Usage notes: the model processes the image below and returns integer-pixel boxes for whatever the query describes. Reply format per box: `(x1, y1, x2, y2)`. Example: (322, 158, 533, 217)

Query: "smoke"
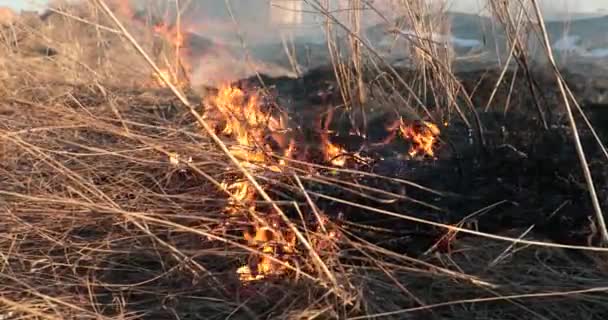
(26, 0, 604, 85)
(446, 0, 608, 18)
(176, 0, 398, 85)
(169, 1, 416, 44)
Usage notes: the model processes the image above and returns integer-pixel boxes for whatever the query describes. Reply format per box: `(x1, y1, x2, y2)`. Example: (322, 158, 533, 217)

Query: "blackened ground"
(237, 65, 608, 257)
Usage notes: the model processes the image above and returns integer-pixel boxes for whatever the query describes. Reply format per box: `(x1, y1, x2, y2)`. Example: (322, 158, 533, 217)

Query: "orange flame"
(399, 119, 441, 157)
(321, 134, 348, 167)
(317, 108, 348, 167)
(151, 20, 191, 88)
(221, 180, 256, 216)
(219, 180, 295, 282)
(204, 85, 293, 167)
(207, 86, 302, 281)
(208, 86, 263, 148)
(237, 221, 298, 282)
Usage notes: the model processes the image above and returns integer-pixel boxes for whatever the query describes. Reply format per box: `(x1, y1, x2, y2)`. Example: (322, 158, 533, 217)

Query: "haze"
(2, 0, 608, 19)
(446, 0, 608, 17)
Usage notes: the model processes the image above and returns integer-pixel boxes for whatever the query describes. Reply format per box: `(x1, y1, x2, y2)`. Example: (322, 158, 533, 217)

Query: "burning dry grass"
(1, 1, 608, 319)
(1, 106, 607, 317)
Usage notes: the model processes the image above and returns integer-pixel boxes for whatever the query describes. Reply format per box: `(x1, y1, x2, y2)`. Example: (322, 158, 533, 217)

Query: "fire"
(317, 108, 349, 167)
(205, 85, 352, 283)
(278, 138, 296, 166)
(153, 22, 185, 49)
(221, 180, 300, 283)
(321, 134, 348, 167)
(219, 179, 293, 282)
(211, 85, 266, 142)
(205, 86, 300, 282)
(206, 94, 440, 283)
(238, 221, 297, 282)
(151, 20, 191, 88)
(107, 0, 134, 18)
(221, 180, 256, 215)
(113, 0, 350, 285)
(204, 85, 294, 168)
(109, 0, 191, 88)
(399, 119, 441, 158)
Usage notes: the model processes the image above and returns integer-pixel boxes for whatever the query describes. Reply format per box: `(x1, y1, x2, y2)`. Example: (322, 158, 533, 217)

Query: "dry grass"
(1, 1, 608, 319)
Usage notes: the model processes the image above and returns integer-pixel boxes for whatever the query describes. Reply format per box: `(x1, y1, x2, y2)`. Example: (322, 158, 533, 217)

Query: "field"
(1, 1, 608, 319)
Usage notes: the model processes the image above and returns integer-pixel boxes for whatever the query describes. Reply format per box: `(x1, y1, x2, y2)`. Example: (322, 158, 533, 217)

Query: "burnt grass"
(3, 61, 608, 318)
(236, 65, 608, 255)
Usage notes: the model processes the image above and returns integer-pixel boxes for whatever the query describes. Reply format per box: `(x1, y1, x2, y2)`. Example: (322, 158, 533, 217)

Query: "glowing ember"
(399, 119, 441, 157)
(236, 265, 265, 282)
(236, 251, 293, 282)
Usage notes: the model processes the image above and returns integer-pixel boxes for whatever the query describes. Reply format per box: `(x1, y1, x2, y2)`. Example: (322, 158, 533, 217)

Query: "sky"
(0, 0, 47, 11)
(1, 0, 608, 17)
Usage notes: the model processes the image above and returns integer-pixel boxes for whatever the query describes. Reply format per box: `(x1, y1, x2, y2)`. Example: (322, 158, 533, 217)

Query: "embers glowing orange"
(399, 119, 440, 157)
(236, 251, 293, 282)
